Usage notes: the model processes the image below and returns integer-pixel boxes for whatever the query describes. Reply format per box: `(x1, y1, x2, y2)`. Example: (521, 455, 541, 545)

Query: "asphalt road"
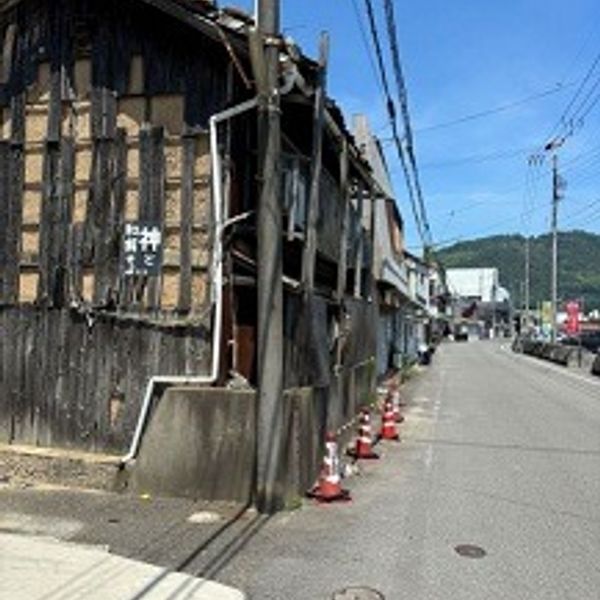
(2, 340, 599, 599)
(214, 340, 600, 600)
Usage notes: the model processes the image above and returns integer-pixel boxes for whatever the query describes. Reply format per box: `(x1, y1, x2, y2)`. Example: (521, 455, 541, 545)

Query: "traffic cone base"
(347, 441, 380, 460)
(307, 481, 351, 503)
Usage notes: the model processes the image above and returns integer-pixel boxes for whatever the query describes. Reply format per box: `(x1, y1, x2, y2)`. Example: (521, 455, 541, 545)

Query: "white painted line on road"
(424, 443, 434, 469)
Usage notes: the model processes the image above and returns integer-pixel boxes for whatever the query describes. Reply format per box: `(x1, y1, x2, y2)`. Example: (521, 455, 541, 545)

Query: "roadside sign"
(565, 300, 580, 334)
(121, 222, 162, 276)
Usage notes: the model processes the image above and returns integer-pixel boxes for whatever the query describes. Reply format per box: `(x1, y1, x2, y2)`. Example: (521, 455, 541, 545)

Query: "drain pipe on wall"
(120, 97, 259, 466)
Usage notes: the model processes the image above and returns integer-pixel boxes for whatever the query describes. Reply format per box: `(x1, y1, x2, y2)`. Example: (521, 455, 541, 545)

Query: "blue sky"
(236, 1, 600, 252)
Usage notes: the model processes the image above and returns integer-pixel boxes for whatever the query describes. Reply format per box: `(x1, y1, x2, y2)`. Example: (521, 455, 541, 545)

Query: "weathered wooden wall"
(0, 305, 211, 451)
(0, 0, 379, 455)
(0, 0, 228, 313)
(0, 0, 235, 450)
(283, 291, 377, 431)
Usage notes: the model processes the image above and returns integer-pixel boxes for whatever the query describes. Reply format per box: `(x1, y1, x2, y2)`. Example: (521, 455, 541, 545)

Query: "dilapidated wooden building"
(0, 0, 385, 483)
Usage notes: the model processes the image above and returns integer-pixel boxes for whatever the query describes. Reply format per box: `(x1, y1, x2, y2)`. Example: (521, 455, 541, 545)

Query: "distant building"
(446, 267, 512, 338)
(446, 268, 502, 303)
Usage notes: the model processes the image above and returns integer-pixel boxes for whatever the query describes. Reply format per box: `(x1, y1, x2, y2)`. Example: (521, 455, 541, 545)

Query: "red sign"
(565, 301, 580, 334)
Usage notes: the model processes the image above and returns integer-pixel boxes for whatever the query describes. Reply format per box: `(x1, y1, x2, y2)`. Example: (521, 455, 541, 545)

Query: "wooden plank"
(1, 23, 17, 86)
(37, 144, 60, 304)
(0, 309, 12, 441)
(47, 68, 62, 143)
(55, 137, 75, 306)
(301, 33, 329, 291)
(138, 127, 153, 221)
(0, 142, 10, 302)
(367, 183, 376, 300)
(67, 222, 83, 303)
(91, 139, 113, 305)
(66, 310, 86, 445)
(178, 134, 195, 312)
(10, 308, 24, 441)
(10, 93, 25, 146)
(147, 127, 165, 311)
(354, 181, 364, 298)
(5, 145, 23, 303)
(91, 87, 117, 140)
(336, 140, 349, 302)
(136, 127, 153, 311)
(46, 0, 61, 145)
(53, 309, 71, 445)
(109, 128, 128, 308)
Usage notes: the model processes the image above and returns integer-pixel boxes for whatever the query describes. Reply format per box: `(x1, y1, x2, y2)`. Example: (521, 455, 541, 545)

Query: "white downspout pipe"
(120, 97, 259, 466)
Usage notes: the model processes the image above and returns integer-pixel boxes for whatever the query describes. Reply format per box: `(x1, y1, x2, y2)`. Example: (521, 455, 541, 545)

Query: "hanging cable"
(382, 0, 433, 247)
(361, 0, 426, 246)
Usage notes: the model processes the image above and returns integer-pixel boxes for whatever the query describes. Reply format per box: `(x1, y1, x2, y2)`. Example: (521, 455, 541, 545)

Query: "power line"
(415, 83, 573, 134)
(545, 49, 600, 143)
(350, 0, 386, 101)
(415, 145, 532, 170)
(361, 0, 426, 245)
(382, 0, 433, 247)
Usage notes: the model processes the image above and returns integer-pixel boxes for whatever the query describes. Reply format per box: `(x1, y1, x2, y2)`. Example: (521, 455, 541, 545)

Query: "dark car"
(561, 331, 600, 353)
(581, 332, 600, 352)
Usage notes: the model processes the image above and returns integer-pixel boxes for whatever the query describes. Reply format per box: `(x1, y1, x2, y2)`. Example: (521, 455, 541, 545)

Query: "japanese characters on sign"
(122, 222, 162, 276)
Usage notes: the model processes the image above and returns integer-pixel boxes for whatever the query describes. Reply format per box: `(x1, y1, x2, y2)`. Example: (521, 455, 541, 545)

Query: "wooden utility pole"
(253, 0, 284, 513)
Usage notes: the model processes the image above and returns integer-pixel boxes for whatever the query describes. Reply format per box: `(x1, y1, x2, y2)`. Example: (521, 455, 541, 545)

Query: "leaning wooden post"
(301, 32, 329, 291)
(354, 180, 364, 298)
(336, 139, 349, 302)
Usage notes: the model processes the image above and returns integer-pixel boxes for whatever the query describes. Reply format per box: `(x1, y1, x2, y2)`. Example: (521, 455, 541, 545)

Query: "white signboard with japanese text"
(121, 222, 162, 276)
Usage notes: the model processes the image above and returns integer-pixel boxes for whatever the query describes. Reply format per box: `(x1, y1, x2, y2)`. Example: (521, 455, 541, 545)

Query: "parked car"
(561, 331, 600, 353)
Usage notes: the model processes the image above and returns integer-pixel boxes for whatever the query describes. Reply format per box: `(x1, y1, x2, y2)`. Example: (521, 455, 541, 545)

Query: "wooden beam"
(178, 134, 195, 313)
(301, 32, 328, 291)
(353, 181, 364, 298)
(336, 139, 349, 301)
(37, 144, 61, 305)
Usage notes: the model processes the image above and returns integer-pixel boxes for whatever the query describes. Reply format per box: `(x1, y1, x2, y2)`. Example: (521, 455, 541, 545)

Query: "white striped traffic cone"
(307, 432, 351, 503)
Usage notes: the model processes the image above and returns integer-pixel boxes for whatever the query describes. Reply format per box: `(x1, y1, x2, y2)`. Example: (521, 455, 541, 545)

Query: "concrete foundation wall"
(130, 387, 256, 502)
(128, 359, 376, 504)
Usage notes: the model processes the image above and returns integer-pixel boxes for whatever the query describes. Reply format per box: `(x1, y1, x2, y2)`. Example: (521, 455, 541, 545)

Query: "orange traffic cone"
(307, 432, 351, 503)
(348, 407, 379, 459)
(380, 398, 400, 441)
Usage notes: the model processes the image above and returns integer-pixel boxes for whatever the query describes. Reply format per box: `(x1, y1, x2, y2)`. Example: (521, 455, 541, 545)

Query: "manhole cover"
(331, 586, 385, 600)
(454, 544, 486, 559)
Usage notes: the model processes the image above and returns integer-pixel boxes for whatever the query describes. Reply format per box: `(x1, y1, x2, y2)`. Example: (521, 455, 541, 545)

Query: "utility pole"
(551, 154, 559, 343)
(524, 235, 530, 332)
(544, 136, 565, 343)
(253, 0, 284, 513)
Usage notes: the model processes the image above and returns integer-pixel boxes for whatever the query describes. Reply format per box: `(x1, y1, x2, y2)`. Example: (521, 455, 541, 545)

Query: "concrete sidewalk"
(0, 533, 246, 600)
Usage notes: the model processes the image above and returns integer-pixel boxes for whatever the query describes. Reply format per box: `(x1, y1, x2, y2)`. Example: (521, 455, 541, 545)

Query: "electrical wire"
(415, 83, 574, 134)
(545, 49, 600, 143)
(382, 0, 433, 247)
(417, 145, 532, 170)
(361, 0, 426, 246)
(350, 0, 386, 101)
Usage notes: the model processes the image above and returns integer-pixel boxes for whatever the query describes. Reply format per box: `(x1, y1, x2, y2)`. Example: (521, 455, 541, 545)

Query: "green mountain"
(435, 231, 600, 311)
